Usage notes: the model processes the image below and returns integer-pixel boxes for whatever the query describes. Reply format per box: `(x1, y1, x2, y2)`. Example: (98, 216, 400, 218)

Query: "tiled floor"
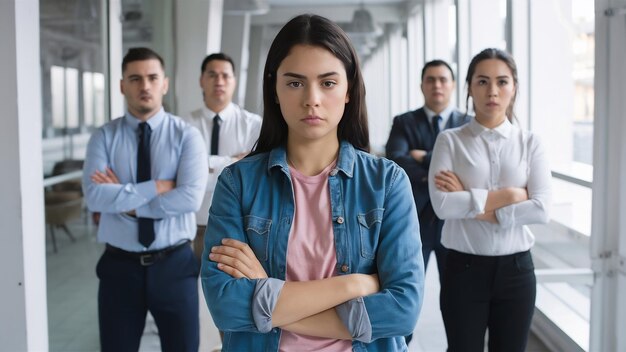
(46, 219, 220, 352)
(46, 218, 550, 352)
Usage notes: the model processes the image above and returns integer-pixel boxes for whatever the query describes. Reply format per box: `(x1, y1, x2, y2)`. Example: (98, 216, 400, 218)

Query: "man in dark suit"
(386, 60, 469, 280)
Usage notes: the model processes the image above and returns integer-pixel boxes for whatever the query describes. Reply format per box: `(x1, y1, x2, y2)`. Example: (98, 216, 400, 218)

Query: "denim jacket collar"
(266, 140, 355, 178)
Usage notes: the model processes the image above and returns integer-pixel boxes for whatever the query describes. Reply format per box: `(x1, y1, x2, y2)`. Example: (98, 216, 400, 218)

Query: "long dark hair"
(465, 48, 518, 122)
(253, 14, 369, 154)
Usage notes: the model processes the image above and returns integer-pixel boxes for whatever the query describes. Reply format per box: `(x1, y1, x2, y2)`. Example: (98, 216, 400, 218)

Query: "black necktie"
(211, 115, 221, 155)
(137, 122, 155, 247)
(432, 115, 442, 136)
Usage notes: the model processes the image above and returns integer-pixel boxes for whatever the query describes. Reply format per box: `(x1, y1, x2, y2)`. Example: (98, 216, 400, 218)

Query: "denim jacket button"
(336, 216, 344, 224)
(341, 264, 349, 273)
(330, 169, 338, 176)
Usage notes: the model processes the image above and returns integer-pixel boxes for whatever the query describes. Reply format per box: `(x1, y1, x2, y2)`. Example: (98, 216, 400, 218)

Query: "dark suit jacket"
(386, 108, 470, 214)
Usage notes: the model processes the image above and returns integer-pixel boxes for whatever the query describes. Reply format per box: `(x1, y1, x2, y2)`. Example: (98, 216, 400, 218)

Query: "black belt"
(105, 240, 190, 266)
(448, 249, 530, 263)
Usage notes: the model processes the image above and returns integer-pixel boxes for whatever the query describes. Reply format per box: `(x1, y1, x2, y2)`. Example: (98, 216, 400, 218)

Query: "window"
(82, 72, 106, 128)
(40, 0, 108, 174)
(526, 0, 595, 349)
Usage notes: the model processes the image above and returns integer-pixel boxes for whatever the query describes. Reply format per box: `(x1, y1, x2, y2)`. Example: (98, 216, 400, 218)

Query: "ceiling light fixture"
(344, 4, 383, 59)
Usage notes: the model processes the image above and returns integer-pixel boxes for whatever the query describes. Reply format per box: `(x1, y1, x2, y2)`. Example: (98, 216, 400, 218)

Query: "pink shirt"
(278, 161, 352, 352)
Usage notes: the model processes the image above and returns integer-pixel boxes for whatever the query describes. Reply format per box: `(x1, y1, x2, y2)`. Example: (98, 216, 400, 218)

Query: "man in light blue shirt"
(82, 47, 207, 352)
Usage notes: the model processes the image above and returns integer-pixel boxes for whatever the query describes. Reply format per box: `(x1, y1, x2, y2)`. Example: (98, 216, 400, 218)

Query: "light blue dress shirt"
(83, 108, 208, 252)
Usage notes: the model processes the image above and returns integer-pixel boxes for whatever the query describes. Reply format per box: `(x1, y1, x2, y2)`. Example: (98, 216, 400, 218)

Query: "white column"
(468, 0, 506, 54)
(456, 0, 471, 109)
(423, 0, 452, 61)
(509, 0, 530, 129)
(221, 13, 251, 106)
(175, 0, 223, 116)
(244, 24, 267, 115)
(590, 0, 626, 350)
(0, 0, 48, 350)
(207, 0, 223, 54)
(362, 41, 390, 154)
(107, 0, 124, 119)
(151, 0, 176, 112)
(406, 6, 425, 109)
(387, 23, 406, 118)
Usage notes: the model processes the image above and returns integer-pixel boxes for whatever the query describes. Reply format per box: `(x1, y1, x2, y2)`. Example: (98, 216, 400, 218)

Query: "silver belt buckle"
(140, 254, 155, 266)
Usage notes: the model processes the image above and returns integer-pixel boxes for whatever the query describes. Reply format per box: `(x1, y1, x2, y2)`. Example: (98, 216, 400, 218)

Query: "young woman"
(428, 48, 551, 351)
(201, 14, 424, 352)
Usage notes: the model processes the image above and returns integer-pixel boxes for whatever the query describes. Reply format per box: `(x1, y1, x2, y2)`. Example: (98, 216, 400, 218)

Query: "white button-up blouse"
(428, 117, 552, 256)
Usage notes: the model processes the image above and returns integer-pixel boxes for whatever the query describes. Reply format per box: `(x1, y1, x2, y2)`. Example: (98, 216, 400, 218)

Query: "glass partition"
(40, 0, 109, 175)
(526, 0, 595, 349)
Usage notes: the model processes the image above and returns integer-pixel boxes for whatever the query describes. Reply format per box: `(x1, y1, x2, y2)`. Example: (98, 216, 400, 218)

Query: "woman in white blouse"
(428, 48, 551, 352)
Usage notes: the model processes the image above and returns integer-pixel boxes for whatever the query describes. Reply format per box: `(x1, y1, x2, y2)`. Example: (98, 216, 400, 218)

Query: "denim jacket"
(201, 141, 424, 351)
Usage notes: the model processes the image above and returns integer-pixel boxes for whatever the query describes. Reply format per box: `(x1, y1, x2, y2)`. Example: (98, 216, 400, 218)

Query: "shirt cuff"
(252, 278, 285, 333)
(495, 205, 515, 228)
(469, 188, 489, 217)
(134, 180, 158, 201)
(335, 297, 372, 343)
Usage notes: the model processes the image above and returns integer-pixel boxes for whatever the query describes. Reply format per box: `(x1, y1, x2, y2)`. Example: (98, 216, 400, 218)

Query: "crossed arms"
(82, 126, 208, 217)
(201, 167, 423, 342)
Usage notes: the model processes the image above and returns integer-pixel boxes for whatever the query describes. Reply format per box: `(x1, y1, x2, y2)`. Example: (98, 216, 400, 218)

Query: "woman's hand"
(475, 211, 499, 224)
(209, 238, 268, 279)
(434, 170, 464, 192)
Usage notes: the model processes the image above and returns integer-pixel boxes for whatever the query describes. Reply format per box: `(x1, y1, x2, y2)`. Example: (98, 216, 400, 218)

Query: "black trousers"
(440, 249, 536, 352)
(96, 243, 200, 352)
(419, 203, 448, 279)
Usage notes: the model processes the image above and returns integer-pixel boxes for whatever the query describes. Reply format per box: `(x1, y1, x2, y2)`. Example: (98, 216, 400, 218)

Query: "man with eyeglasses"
(183, 53, 262, 261)
(386, 59, 470, 290)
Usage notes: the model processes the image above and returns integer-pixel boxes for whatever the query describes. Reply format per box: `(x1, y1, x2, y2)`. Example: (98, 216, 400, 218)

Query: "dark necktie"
(211, 115, 221, 155)
(137, 122, 155, 247)
(432, 115, 442, 136)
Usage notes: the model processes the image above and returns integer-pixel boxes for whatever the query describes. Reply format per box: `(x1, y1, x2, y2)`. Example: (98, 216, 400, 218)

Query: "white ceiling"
(269, 0, 405, 6)
(251, 0, 410, 26)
